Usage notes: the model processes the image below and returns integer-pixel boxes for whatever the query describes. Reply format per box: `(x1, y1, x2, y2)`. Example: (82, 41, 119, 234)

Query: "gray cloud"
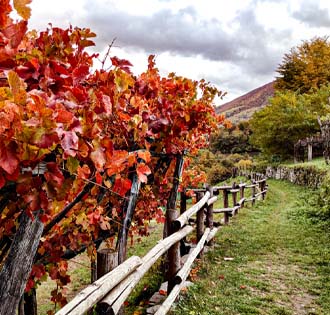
(292, 2, 330, 27)
(80, 4, 290, 77)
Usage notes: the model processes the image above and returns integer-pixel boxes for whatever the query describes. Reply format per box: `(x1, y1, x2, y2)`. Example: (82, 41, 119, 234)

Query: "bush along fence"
(55, 174, 268, 315)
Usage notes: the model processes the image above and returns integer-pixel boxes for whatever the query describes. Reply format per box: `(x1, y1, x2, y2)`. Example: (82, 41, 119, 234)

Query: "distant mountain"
(216, 81, 274, 123)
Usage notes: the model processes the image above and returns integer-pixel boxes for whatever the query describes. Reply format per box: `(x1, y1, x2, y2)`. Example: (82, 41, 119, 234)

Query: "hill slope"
(216, 81, 274, 122)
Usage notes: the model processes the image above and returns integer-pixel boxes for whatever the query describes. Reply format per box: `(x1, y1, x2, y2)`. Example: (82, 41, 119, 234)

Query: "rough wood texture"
(55, 256, 142, 315)
(231, 190, 238, 215)
(239, 184, 245, 208)
(173, 191, 210, 230)
(97, 226, 193, 315)
(180, 189, 187, 215)
(97, 249, 118, 279)
(175, 228, 210, 284)
(251, 183, 256, 206)
(0, 212, 43, 315)
(166, 155, 184, 293)
(223, 189, 230, 224)
(23, 288, 37, 315)
(117, 173, 141, 264)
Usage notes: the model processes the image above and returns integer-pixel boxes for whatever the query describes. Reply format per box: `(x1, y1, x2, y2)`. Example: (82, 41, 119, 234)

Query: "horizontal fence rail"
(55, 174, 268, 315)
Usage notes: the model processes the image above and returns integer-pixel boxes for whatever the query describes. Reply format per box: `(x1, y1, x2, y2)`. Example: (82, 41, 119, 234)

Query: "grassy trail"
(172, 180, 330, 315)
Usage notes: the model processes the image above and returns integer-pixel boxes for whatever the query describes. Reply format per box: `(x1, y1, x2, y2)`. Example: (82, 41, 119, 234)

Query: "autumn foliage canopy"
(0, 0, 227, 308)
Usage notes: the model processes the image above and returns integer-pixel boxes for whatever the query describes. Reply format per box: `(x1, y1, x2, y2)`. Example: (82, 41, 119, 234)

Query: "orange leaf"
(13, 0, 32, 20)
(159, 289, 167, 296)
(136, 163, 151, 183)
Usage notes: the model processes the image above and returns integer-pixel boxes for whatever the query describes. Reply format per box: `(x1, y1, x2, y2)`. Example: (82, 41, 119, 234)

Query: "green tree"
(275, 37, 330, 93)
(250, 86, 330, 159)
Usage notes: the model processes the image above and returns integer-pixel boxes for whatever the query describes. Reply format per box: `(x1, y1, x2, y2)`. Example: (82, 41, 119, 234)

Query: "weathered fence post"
(231, 185, 238, 215)
(0, 211, 44, 315)
(206, 186, 214, 246)
(97, 249, 119, 279)
(251, 181, 256, 206)
(239, 183, 245, 208)
(223, 189, 230, 224)
(307, 138, 313, 161)
(95, 249, 119, 315)
(23, 289, 37, 315)
(261, 179, 267, 200)
(166, 154, 184, 293)
(180, 188, 187, 215)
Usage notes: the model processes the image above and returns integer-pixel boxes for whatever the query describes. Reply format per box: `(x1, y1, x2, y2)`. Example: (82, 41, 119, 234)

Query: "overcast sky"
(27, 0, 330, 105)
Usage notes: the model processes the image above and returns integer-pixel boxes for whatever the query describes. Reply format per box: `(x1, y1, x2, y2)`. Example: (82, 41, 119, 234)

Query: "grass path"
(172, 180, 330, 315)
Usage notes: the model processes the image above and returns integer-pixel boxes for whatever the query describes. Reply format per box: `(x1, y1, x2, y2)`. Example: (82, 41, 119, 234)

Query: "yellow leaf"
(0, 87, 12, 101)
(14, 0, 32, 20)
(8, 70, 20, 97)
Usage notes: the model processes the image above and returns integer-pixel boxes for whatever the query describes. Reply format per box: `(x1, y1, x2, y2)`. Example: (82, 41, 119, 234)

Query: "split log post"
(261, 180, 266, 200)
(23, 289, 37, 315)
(180, 188, 187, 215)
(307, 139, 313, 161)
(0, 212, 44, 315)
(239, 184, 245, 208)
(95, 249, 119, 315)
(166, 154, 184, 293)
(223, 189, 230, 224)
(251, 182, 256, 206)
(206, 186, 214, 246)
(231, 188, 238, 215)
(97, 249, 118, 279)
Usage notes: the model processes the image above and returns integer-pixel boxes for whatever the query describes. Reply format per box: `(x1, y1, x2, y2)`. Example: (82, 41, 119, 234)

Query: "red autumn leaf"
(61, 131, 79, 157)
(0, 142, 19, 175)
(37, 133, 59, 149)
(55, 109, 74, 124)
(112, 177, 131, 197)
(111, 56, 133, 74)
(77, 164, 90, 179)
(25, 279, 35, 292)
(72, 65, 90, 85)
(87, 209, 101, 225)
(95, 172, 102, 185)
(136, 163, 151, 183)
(31, 264, 46, 280)
(2, 20, 27, 48)
(44, 162, 65, 187)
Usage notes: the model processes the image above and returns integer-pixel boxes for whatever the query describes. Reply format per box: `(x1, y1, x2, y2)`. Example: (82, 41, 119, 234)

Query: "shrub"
(207, 165, 232, 185)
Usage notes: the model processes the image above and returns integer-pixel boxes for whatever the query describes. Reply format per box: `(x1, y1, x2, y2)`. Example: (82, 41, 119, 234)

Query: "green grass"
(284, 157, 329, 171)
(171, 180, 330, 315)
(37, 221, 164, 315)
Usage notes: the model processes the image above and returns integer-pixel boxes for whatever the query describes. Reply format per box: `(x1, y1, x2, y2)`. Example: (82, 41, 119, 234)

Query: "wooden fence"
(55, 174, 268, 315)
